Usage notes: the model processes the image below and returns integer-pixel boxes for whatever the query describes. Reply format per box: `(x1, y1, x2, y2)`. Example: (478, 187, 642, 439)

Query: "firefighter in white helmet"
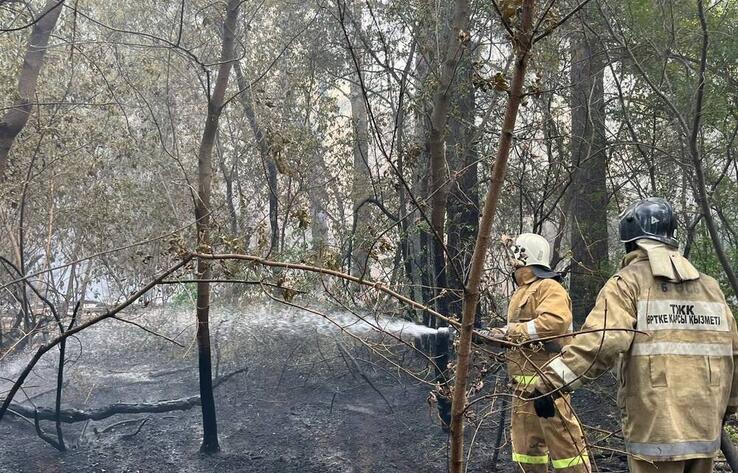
(532, 197, 738, 473)
(486, 232, 590, 472)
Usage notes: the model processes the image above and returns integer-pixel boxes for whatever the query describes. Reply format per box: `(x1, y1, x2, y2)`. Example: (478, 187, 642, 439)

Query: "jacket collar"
(619, 241, 700, 282)
(620, 249, 649, 268)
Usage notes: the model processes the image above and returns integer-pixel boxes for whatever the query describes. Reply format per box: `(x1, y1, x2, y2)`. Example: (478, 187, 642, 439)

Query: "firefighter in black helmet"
(532, 197, 738, 473)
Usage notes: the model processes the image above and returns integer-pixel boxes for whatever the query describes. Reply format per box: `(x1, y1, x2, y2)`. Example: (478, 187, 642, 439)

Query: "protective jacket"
(506, 266, 574, 390)
(536, 240, 738, 462)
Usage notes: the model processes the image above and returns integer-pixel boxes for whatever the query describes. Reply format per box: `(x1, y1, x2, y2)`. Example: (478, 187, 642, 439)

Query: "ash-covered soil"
(0, 303, 718, 473)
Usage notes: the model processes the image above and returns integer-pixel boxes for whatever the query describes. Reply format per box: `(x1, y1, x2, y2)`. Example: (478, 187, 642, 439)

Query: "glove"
(532, 389, 556, 419)
(474, 326, 507, 345)
(488, 327, 508, 340)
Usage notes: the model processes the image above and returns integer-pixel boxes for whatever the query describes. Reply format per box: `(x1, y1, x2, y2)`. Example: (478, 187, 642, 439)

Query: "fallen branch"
(34, 408, 64, 450)
(213, 367, 249, 387)
(14, 396, 202, 423)
(5, 368, 248, 424)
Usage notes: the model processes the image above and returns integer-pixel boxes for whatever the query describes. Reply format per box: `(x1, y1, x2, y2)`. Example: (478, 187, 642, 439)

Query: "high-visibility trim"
(631, 342, 732, 357)
(513, 375, 539, 386)
(551, 454, 589, 469)
(526, 320, 539, 339)
(548, 358, 580, 388)
(626, 438, 720, 458)
(513, 452, 549, 464)
(636, 300, 729, 332)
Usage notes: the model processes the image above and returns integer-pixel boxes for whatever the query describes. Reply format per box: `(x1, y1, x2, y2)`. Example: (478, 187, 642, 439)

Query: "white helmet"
(511, 233, 551, 270)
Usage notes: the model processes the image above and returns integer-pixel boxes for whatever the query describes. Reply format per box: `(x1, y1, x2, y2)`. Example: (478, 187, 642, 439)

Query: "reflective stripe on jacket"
(505, 266, 573, 389)
(536, 245, 738, 462)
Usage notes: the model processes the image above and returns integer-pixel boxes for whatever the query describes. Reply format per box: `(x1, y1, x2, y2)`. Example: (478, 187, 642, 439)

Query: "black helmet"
(619, 197, 678, 247)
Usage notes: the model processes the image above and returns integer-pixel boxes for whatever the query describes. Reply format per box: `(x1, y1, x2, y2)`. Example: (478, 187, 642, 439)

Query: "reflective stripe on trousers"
(513, 375, 539, 386)
(626, 438, 721, 458)
(513, 452, 549, 464)
(551, 454, 589, 469)
(513, 453, 589, 469)
(511, 395, 590, 472)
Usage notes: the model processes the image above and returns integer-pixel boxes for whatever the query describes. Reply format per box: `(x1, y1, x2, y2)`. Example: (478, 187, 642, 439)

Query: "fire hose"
(722, 429, 738, 472)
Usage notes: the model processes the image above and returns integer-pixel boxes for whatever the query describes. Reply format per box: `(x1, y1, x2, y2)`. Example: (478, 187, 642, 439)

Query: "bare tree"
(450, 0, 537, 470)
(193, 0, 241, 454)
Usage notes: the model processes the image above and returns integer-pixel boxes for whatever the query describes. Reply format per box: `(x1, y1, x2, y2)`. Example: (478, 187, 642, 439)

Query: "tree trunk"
(0, 0, 64, 177)
(218, 139, 239, 236)
(446, 51, 479, 322)
(412, 13, 434, 326)
(427, 0, 471, 324)
(394, 53, 418, 317)
(308, 157, 330, 256)
(568, 12, 609, 325)
(350, 77, 372, 277)
(194, 0, 240, 454)
(449, 1, 536, 470)
(233, 62, 279, 255)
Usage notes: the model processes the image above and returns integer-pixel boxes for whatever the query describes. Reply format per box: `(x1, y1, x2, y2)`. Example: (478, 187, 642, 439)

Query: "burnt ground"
(0, 304, 732, 472)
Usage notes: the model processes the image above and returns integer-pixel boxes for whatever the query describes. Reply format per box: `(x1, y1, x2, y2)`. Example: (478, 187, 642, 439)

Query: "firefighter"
(487, 233, 590, 472)
(532, 197, 738, 473)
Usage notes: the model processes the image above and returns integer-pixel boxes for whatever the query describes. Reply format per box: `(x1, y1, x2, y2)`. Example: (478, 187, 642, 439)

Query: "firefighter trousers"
(511, 394, 590, 473)
(627, 457, 713, 473)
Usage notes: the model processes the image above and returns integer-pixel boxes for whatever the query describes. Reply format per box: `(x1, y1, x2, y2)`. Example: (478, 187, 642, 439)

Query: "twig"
(120, 417, 150, 440)
(533, 0, 594, 44)
(336, 341, 393, 413)
(111, 316, 185, 347)
(98, 418, 145, 434)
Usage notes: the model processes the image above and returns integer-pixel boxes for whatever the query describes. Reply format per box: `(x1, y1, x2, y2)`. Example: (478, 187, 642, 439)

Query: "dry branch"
(7, 368, 248, 424)
(449, 1, 536, 471)
(14, 396, 202, 423)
